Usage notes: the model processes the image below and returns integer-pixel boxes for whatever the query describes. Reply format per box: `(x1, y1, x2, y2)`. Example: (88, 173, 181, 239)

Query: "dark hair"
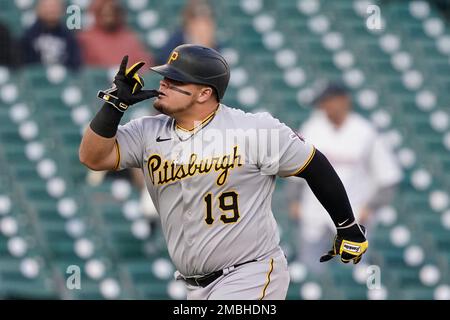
(312, 82, 349, 106)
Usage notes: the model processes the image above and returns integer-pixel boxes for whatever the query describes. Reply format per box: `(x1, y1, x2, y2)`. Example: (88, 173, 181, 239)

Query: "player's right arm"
(79, 55, 159, 171)
(79, 126, 118, 171)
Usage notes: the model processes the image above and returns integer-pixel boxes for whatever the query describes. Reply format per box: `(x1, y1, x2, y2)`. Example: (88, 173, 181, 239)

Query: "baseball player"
(79, 44, 368, 300)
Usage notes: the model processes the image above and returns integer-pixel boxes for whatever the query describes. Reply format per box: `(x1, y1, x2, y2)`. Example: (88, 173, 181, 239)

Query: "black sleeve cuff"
(89, 102, 124, 138)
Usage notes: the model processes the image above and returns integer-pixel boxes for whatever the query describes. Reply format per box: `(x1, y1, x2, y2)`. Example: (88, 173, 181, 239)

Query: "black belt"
(184, 259, 257, 288)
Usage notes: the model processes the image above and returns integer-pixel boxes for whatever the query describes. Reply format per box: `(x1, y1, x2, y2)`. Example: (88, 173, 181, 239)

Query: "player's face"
(319, 95, 351, 127)
(153, 78, 201, 115)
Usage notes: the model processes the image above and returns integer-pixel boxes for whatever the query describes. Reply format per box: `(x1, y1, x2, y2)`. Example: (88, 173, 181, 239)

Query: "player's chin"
(153, 100, 167, 113)
(153, 100, 162, 110)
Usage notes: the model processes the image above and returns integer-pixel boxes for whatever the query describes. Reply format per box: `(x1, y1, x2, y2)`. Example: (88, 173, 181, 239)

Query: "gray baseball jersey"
(115, 104, 315, 277)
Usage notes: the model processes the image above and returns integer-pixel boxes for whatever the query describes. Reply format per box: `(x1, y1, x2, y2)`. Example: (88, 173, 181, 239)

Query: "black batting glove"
(320, 224, 368, 264)
(97, 55, 160, 112)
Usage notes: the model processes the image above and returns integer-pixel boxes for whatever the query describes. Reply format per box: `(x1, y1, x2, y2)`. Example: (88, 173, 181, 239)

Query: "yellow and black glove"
(97, 55, 160, 112)
(320, 224, 368, 264)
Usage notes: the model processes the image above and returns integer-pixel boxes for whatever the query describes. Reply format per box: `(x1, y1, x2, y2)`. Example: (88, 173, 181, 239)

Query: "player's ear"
(197, 86, 213, 103)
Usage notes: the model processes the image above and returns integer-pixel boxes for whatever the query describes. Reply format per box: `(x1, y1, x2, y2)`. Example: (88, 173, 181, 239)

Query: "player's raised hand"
(116, 55, 144, 93)
(320, 224, 368, 264)
(113, 55, 161, 105)
(98, 55, 161, 112)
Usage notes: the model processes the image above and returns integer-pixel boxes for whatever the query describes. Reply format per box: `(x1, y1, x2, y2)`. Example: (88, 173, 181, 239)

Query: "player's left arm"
(295, 148, 368, 264)
(257, 114, 367, 264)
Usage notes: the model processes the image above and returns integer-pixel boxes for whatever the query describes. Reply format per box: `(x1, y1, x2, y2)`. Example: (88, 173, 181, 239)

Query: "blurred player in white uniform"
(289, 83, 403, 272)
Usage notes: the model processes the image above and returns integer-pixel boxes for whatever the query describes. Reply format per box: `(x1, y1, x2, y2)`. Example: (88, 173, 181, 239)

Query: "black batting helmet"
(150, 44, 230, 100)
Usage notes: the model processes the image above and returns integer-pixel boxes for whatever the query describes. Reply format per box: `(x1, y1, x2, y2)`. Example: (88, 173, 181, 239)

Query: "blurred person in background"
(435, 0, 450, 19)
(87, 166, 159, 232)
(131, 167, 160, 234)
(20, 0, 82, 70)
(287, 82, 402, 273)
(78, 0, 153, 68)
(0, 21, 20, 68)
(156, 0, 218, 64)
(86, 158, 160, 235)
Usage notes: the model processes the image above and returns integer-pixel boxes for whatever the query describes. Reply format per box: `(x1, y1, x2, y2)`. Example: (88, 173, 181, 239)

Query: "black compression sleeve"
(89, 102, 124, 138)
(297, 148, 356, 228)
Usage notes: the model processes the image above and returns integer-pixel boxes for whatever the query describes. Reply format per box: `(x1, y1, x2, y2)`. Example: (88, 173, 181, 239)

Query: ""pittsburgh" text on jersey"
(147, 146, 242, 186)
